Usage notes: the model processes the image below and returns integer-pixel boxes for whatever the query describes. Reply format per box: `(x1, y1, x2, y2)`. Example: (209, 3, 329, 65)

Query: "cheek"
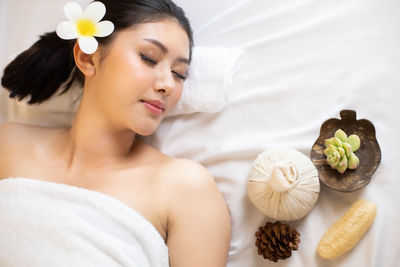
(169, 84, 183, 107)
(105, 57, 154, 99)
(127, 63, 154, 85)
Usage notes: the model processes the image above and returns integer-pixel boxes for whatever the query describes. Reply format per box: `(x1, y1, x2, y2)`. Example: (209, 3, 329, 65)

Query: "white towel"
(0, 177, 169, 267)
(167, 46, 244, 117)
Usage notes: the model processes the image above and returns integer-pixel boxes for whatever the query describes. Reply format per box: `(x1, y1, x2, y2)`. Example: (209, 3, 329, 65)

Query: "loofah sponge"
(317, 199, 377, 259)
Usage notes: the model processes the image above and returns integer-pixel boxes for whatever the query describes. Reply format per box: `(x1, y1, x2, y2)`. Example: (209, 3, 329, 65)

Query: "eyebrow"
(143, 38, 189, 64)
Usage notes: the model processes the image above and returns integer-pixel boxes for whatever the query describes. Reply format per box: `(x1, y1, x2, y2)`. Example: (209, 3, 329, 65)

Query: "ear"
(73, 42, 96, 76)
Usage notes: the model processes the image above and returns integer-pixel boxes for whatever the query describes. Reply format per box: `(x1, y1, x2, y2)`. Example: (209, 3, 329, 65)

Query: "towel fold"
(0, 177, 169, 267)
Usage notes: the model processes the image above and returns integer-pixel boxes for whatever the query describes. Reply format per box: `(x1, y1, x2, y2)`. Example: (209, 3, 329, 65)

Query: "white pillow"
(168, 46, 244, 117)
(3, 46, 244, 126)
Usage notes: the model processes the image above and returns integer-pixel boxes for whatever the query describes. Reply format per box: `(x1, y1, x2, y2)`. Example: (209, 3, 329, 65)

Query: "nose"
(154, 68, 174, 96)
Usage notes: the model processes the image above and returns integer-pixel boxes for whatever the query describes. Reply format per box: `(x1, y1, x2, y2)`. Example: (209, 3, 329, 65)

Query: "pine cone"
(255, 221, 300, 262)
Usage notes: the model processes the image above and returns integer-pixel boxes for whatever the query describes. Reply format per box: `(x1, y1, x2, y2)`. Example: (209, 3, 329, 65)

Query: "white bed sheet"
(152, 0, 400, 266)
(1, 0, 400, 266)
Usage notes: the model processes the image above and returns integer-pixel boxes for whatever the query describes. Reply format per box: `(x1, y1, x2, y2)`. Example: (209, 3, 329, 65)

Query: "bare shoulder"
(0, 121, 45, 145)
(0, 121, 25, 132)
(0, 121, 41, 134)
(160, 158, 225, 213)
(162, 158, 232, 267)
(0, 122, 29, 146)
(153, 156, 218, 203)
(0, 122, 52, 165)
(135, 142, 216, 196)
(0, 122, 36, 177)
(162, 158, 215, 188)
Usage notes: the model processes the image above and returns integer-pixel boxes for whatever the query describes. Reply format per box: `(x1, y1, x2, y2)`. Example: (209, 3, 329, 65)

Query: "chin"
(129, 114, 163, 136)
(137, 128, 157, 136)
(133, 122, 160, 136)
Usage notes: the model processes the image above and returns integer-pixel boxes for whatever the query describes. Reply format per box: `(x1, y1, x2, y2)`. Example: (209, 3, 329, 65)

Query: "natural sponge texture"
(317, 199, 377, 259)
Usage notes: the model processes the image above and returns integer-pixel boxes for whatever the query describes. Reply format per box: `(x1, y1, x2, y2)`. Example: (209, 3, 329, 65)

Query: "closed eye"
(140, 53, 157, 65)
(172, 71, 187, 81)
(141, 53, 187, 81)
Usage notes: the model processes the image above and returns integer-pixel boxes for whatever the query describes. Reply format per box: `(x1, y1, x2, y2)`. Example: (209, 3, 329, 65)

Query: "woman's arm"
(166, 160, 231, 267)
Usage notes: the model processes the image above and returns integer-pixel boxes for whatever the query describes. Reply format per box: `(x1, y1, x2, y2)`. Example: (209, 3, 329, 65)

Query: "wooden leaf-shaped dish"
(310, 110, 381, 192)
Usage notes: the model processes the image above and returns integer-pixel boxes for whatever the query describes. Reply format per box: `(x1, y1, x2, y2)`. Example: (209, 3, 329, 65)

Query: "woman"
(0, 0, 231, 266)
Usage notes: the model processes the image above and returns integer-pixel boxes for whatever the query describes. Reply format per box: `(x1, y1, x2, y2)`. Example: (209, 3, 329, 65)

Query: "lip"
(141, 99, 165, 115)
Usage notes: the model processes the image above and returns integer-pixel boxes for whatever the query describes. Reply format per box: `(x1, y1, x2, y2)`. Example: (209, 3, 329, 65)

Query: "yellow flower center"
(76, 19, 97, 36)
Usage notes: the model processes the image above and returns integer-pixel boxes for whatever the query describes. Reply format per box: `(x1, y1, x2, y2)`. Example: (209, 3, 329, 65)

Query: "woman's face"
(87, 18, 190, 135)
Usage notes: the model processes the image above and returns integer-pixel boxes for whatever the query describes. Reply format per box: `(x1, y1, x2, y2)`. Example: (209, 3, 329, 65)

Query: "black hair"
(1, 0, 193, 104)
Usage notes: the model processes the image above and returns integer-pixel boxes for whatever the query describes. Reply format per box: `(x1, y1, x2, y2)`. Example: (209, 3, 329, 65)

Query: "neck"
(56, 95, 137, 172)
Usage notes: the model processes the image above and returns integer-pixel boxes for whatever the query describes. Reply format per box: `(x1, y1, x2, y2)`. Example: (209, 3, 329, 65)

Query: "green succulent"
(324, 129, 360, 174)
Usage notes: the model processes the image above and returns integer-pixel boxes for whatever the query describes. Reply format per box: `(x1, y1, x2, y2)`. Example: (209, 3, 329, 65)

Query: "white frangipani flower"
(56, 1, 114, 54)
